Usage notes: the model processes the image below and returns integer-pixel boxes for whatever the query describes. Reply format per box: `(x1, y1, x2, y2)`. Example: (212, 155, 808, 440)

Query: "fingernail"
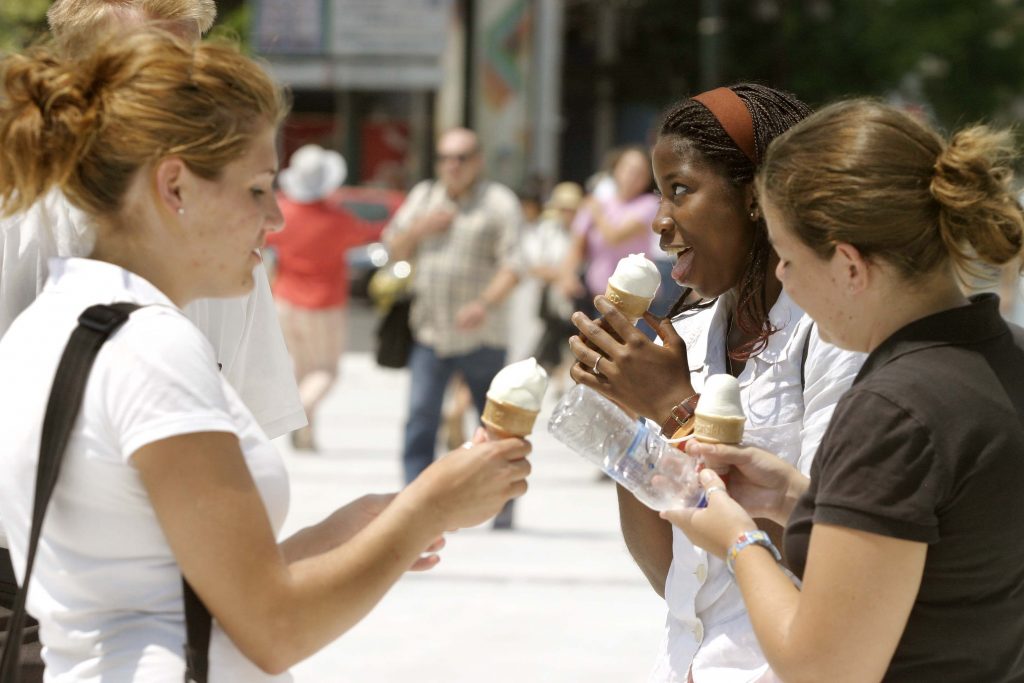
(699, 469, 715, 484)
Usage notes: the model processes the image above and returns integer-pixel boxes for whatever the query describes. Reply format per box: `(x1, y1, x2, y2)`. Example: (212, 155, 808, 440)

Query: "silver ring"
(592, 356, 602, 374)
(704, 486, 727, 497)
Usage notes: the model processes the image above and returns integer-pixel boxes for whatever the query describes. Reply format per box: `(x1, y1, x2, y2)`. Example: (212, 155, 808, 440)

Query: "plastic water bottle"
(547, 384, 702, 510)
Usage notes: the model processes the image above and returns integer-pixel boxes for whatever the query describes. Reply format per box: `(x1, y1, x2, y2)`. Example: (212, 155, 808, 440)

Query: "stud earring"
(748, 209, 757, 221)
(177, 207, 185, 216)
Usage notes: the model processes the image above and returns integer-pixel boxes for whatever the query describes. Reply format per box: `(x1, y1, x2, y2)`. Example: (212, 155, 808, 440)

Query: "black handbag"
(0, 304, 212, 683)
(375, 296, 414, 369)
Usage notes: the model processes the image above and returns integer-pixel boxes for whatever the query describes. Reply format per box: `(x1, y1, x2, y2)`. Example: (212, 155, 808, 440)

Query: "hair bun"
(930, 126, 1022, 268)
(0, 48, 102, 214)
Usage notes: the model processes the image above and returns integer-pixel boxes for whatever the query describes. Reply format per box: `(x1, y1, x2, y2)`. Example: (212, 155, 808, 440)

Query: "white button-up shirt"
(649, 290, 864, 683)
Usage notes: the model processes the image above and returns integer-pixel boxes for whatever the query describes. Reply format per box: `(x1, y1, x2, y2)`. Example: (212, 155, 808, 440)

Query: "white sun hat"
(278, 144, 347, 203)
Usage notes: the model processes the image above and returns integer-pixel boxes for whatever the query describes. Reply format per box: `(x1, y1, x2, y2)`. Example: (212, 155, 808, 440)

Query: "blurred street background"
(5, 0, 1023, 313)
(6, 1, 1024, 206)
(4, 1, 1024, 679)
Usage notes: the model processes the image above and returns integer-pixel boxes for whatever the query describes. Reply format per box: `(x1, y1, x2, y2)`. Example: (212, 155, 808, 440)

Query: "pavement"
(273, 303, 666, 682)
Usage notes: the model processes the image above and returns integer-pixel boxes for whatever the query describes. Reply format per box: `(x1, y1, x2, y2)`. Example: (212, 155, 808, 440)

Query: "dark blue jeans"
(402, 343, 507, 484)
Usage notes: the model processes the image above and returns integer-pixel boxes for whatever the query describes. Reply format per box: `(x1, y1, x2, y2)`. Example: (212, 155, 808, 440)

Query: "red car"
(328, 186, 405, 299)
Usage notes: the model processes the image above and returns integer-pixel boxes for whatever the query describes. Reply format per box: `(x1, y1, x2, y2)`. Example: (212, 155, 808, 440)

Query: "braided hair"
(661, 83, 810, 360)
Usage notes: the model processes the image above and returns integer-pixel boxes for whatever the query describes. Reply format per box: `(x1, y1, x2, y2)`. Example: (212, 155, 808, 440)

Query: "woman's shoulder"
(108, 305, 219, 373)
(670, 301, 717, 337)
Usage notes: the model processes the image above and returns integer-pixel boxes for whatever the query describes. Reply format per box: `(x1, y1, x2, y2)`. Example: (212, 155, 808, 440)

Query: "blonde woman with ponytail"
(662, 100, 1024, 682)
(0, 30, 530, 681)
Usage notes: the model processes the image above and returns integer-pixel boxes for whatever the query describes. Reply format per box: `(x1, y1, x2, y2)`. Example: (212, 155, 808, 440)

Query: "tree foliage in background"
(210, 1, 252, 51)
(731, 0, 1024, 128)
(0, 0, 50, 54)
(605, 0, 1024, 130)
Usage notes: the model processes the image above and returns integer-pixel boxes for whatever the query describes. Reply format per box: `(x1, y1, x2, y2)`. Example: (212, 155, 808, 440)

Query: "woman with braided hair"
(568, 84, 864, 681)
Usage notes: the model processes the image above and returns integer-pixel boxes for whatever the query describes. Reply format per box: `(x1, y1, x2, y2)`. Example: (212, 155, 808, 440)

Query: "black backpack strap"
(0, 301, 214, 683)
(182, 578, 211, 683)
(800, 321, 814, 392)
(0, 303, 139, 680)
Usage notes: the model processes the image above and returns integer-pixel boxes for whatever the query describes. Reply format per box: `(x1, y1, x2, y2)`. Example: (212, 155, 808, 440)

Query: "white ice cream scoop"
(693, 374, 746, 444)
(486, 357, 549, 412)
(607, 253, 661, 299)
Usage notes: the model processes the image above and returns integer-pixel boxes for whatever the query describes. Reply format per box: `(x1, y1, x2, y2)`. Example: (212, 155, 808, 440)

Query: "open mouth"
(669, 247, 694, 283)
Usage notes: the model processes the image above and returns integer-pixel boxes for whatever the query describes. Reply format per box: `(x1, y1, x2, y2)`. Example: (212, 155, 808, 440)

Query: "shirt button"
(692, 620, 704, 642)
(695, 564, 707, 583)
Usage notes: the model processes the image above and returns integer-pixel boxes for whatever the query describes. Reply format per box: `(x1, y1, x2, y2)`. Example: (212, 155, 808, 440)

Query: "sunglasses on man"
(436, 151, 477, 164)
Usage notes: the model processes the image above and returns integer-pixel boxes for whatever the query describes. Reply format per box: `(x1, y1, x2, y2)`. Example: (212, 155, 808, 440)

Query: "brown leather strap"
(660, 393, 701, 437)
(691, 87, 757, 164)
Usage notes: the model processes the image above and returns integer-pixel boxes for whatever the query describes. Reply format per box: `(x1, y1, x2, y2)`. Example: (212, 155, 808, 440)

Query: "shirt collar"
(706, 288, 802, 363)
(438, 178, 486, 208)
(46, 257, 180, 310)
(855, 293, 1007, 384)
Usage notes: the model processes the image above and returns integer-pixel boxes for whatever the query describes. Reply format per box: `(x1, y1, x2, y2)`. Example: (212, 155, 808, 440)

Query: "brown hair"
(0, 28, 287, 220)
(757, 99, 1024, 282)
(661, 83, 812, 360)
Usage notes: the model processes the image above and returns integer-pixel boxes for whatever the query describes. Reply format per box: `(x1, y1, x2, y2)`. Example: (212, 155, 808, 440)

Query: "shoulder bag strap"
(800, 321, 814, 392)
(0, 302, 213, 682)
(0, 303, 140, 681)
(182, 578, 211, 683)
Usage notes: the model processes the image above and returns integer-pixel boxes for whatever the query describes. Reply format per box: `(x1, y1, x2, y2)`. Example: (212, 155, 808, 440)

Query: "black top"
(785, 294, 1024, 682)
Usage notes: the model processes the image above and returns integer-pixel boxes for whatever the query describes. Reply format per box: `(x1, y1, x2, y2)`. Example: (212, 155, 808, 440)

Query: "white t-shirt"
(0, 258, 292, 682)
(648, 290, 865, 683)
(0, 190, 305, 438)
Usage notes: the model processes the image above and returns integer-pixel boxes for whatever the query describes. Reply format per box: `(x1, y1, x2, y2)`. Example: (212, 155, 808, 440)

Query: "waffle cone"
(604, 284, 654, 322)
(693, 412, 745, 444)
(482, 397, 540, 438)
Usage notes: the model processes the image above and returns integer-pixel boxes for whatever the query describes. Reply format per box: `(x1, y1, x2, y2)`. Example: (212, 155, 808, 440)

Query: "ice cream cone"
(482, 397, 540, 438)
(692, 413, 745, 444)
(604, 283, 654, 322)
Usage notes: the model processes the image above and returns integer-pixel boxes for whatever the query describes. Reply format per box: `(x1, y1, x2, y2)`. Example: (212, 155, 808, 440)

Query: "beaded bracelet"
(726, 530, 782, 576)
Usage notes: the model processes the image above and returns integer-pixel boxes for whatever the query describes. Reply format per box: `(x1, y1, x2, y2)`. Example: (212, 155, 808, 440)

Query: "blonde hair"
(0, 28, 287, 219)
(47, 0, 216, 55)
(757, 99, 1024, 281)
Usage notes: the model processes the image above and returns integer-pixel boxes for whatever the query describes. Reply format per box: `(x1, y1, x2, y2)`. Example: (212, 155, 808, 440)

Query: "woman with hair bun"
(0, 29, 530, 681)
(569, 84, 865, 681)
(663, 99, 1024, 682)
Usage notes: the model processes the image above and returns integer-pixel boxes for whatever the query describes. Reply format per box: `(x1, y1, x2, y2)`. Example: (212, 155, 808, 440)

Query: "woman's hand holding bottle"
(684, 440, 808, 525)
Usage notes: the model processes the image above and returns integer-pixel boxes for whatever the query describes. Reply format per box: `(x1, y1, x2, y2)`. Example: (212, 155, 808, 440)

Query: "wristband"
(726, 530, 782, 576)
(660, 393, 700, 437)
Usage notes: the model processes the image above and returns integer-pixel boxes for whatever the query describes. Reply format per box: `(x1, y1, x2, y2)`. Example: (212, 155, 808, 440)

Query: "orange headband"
(691, 87, 757, 164)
